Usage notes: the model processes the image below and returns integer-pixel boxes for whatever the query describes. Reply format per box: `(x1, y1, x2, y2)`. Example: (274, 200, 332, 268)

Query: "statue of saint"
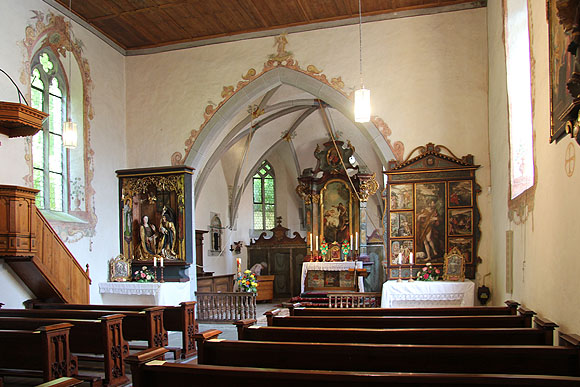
(137, 215, 157, 260)
(158, 207, 177, 258)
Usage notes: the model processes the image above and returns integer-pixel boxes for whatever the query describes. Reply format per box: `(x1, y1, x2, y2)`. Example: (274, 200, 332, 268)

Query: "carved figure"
(158, 207, 177, 258)
(138, 215, 157, 260)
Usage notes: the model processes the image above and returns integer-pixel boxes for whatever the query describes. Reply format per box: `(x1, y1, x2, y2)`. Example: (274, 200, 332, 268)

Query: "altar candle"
(398, 252, 403, 265)
(409, 253, 414, 265)
(350, 234, 353, 250)
(153, 257, 157, 267)
(160, 257, 164, 268)
(355, 232, 358, 251)
(309, 233, 313, 252)
(315, 235, 319, 252)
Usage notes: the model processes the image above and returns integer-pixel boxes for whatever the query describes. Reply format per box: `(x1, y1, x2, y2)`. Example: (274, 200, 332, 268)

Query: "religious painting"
(306, 270, 324, 289)
(340, 270, 355, 289)
(326, 147, 341, 167)
(443, 247, 465, 281)
(548, 0, 575, 143)
(389, 212, 413, 238)
(324, 271, 340, 287)
(390, 239, 413, 265)
(448, 180, 472, 207)
(320, 180, 351, 244)
(448, 208, 473, 236)
(414, 182, 446, 264)
(329, 243, 341, 261)
(448, 237, 473, 264)
(109, 254, 131, 282)
(389, 183, 413, 210)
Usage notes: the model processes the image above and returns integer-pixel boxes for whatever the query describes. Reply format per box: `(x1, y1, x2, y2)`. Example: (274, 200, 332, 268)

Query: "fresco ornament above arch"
(19, 11, 97, 243)
(170, 34, 405, 167)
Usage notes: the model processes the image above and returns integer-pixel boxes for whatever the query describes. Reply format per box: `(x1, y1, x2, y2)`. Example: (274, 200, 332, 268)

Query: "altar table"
(380, 280, 475, 308)
(98, 281, 192, 306)
(301, 261, 364, 293)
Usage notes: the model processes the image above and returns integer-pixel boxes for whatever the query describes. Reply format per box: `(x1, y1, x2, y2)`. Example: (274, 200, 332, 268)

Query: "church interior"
(1, 0, 580, 385)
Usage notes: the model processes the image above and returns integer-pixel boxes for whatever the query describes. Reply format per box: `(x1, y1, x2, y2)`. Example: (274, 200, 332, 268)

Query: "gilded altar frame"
(319, 179, 354, 247)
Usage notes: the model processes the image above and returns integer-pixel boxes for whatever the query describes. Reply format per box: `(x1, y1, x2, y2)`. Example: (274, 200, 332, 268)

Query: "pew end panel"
(193, 329, 222, 363)
(504, 300, 520, 314)
(534, 316, 559, 345)
(517, 307, 536, 327)
(233, 319, 257, 340)
(264, 308, 281, 326)
(125, 347, 169, 387)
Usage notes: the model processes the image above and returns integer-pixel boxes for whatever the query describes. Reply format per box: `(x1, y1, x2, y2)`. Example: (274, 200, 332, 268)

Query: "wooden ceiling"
(49, 0, 485, 54)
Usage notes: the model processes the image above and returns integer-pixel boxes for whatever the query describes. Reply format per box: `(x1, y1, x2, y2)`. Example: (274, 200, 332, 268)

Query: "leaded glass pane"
(31, 87, 44, 112)
(31, 68, 44, 90)
(33, 169, 44, 209)
(49, 134, 62, 173)
(39, 53, 54, 73)
(264, 177, 274, 204)
(49, 77, 62, 97)
(49, 172, 63, 211)
(253, 178, 262, 203)
(265, 204, 275, 229)
(32, 133, 44, 169)
(253, 204, 263, 229)
(49, 86, 63, 135)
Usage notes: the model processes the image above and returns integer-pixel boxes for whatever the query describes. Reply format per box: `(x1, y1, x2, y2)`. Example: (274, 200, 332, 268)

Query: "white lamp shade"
(354, 87, 371, 123)
(62, 121, 78, 149)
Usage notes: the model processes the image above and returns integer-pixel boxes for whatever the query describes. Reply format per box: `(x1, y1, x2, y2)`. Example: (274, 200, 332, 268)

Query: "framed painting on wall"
(389, 211, 413, 238)
(548, 0, 575, 143)
(320, 180, 352, 244)
(448, 237, 473, 264)
(389, 184, 413, 210)
(390, 239, 413, 265)
(449, 180, 472, 207)
(448, 208, 473, 236)
(415, 182, 446, 264)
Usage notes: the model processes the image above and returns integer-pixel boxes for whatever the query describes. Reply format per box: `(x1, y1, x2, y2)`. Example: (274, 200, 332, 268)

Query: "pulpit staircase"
(0, 185, 91, 303)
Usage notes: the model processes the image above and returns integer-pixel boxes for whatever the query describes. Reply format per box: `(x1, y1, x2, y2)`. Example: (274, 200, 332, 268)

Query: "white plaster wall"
(0, 0, 127, 306)
(487, 2, 580, 333)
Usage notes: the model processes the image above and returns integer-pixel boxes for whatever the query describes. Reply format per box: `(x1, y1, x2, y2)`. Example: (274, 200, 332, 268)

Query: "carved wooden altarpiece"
(384, 143, 481, 280)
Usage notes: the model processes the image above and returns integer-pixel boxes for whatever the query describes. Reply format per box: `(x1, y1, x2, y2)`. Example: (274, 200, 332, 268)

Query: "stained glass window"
(31, 49, 66, 211)
(253, 161, 275, 230)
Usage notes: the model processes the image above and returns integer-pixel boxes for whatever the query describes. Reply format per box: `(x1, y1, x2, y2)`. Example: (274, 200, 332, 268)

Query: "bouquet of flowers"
(133, 266, 154, 282)
(237, 270, 258, 293)
(341, 239, 350, 255)
(320, 241, 329, 256)
(417, 262, 441, 281)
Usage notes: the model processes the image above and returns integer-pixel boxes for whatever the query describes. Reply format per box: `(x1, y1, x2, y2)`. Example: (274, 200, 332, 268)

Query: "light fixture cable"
(358, 0, 364, 89)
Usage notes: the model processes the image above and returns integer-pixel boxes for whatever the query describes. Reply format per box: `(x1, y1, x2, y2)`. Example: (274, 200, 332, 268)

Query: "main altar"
(301, 261, 365, 293)
(380, 280, 475, 308)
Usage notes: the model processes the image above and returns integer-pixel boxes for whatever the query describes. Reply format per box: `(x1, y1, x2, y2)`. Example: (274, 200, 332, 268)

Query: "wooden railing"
(327, 292, 382, 308)
(0, 185, 91, 303)
(195, 292, 256, 323)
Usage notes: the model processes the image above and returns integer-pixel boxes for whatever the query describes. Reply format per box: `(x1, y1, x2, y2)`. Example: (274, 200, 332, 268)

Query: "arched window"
(30, 49, 67, 211)
(253, 160, 275, 230)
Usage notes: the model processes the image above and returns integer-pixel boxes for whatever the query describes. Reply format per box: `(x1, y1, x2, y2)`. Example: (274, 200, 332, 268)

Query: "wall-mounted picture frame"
(449, 180, 472, 207)
(448, 237, 473, 264)
(389, 183, 413, 210)
(443, 247, 465, 281)
(109, 254, 132, 282)
(448, 208, 473, 236)
(389, 211, 413, 238)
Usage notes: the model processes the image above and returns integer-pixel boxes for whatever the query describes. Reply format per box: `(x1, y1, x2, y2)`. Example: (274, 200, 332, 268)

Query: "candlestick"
(315, 235, 319, 252)
(159, 265, 165, 283)
(409, 252, 414, 265)
(309, 233, 313, 252)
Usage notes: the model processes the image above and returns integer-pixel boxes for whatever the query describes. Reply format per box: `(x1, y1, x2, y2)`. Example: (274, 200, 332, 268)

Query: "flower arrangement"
(237, 270, 258, 293)
(417, 262, 441, 281)
(133, 266, 154, 282)
(341, 239, 350, 255)
(319, 241, 329, 256)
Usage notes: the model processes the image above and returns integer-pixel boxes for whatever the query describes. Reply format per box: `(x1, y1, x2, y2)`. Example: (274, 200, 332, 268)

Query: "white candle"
(160, 257, 164, 267)
(153, 257, 157, 267)
(398, 252, 403, 265)
(309, 233, 313, 252)
(350, 234, 353, 250)
(355, 232, 358, 250)
(315, 235, 319, 252)
(410, 253, 414, 265)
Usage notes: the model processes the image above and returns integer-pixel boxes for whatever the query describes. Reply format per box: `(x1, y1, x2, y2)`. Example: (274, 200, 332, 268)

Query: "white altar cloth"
(380, 280, 474, 308)
(98, 282, 191, 306)
(301, 261, 364, 293)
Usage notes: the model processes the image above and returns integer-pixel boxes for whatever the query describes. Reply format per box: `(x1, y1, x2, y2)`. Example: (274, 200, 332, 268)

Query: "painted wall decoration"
(384, 143, 481, 279)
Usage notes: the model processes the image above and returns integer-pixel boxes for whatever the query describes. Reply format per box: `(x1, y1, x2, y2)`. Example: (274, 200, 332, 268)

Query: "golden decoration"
(331, 76, 344, 89)
(221, 86, 234, 98)
(306, 65, 322, 74)
(359, 173, 379, 202)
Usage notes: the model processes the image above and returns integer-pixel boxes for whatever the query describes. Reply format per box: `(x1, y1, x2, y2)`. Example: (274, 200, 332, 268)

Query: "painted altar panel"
(320, 179, 352, 245)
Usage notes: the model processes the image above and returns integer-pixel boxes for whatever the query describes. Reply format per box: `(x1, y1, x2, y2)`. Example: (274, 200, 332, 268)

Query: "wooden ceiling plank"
(295, 0, 312, 21)
(86, 0, 192, 23)
(246, 0, 270, 28)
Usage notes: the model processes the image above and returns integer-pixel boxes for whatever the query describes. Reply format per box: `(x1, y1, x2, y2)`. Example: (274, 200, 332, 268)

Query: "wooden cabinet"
(256, 275, 274, 302)
(197, 273, 235, 293)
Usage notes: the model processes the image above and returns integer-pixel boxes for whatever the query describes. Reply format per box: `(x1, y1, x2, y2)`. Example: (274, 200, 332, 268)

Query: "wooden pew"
(126, 347, 580, 387)
(234, 316, 558, 345)
(194, 329, 580, 377)
(0, 307, 167, 348)
(266, 308, 535, 328)
(0, 323, 74, 383)
(36, 377, 84, 386)
(287, 299, 520, 316)
(25, 301, 197, 359)
(0, 315, 126, 387)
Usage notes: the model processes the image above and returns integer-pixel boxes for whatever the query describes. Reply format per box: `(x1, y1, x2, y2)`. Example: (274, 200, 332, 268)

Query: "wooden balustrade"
(0, 185, 91, 303)
(196, 292, 256, 323)
(327, 292, 381, 308)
